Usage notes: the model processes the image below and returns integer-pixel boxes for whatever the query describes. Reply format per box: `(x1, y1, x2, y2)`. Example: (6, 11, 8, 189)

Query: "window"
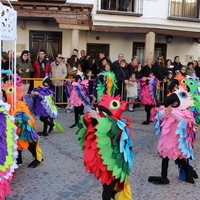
(133, 42, 167, 66)
(170, 0, 199, 18)
(101, 0, 135, 12)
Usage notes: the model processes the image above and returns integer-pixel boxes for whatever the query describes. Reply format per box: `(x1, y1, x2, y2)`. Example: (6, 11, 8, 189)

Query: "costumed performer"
(0, 92, 18, 200)
(2, 76, 43, 168)
(96, 64, 118, 102)
(31, 77, 64, 137)
(76, 95, 134, 200)
(138, 73, 158, 125)
(148, 87, 198, 184)
(69, 74, 90, 128)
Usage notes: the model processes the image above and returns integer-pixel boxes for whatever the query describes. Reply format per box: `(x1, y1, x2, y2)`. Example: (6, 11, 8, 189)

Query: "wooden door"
(29, 31, 62, 62)
(87, 43, 110, 64)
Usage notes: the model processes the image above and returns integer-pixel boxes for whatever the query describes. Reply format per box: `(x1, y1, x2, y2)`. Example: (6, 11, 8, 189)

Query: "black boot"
(148, 176, 169, 184)
(28, 159, 43, 168)
(16, 150, 23, 165)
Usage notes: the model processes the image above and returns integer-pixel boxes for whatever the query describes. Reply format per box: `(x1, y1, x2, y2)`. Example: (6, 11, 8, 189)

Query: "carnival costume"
(186, 74, 200, 125)
(2, 80, 43, 168)
(96, 70, 118, 102)
(31, 78, 63, 136)
(69, 75, 90, 128)
(76, 95, 133, 200)
(148, 88, 198, 184)
(0, 100, 18, 200)
(138, 73, 158, 124)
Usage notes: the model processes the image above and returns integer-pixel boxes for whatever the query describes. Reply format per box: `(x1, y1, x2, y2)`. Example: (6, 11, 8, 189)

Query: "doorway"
(29, 31, 62, 62)
(87, 43, 110, 64)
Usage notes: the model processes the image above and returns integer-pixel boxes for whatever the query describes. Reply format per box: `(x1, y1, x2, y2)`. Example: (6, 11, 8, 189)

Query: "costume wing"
(0, 106, 18, 200)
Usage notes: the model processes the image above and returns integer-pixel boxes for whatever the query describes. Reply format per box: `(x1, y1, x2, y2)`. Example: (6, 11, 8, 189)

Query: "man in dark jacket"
(32, 50, 51, 78)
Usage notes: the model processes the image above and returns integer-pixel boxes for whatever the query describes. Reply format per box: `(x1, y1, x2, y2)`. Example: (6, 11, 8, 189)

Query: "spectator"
(16, 50, 34, 95)
(162, 59, 175, 77)
(85, 57, 98, 77)
(67, 55, 82, 79)
(173, 56, 183, 73)
(128, 57, 142, 79)
(153, 56, 165, 80)
(141, 58, 164, 80)
(115, 59, 129, 99)
(32, 49, 51, 78)
(179, 66, 187, 77)
(98, 57, 109, 73)
(112, 53, 124, 74)
(80, 50, 87, 72)
(1, 52, 9, 70)
(192, 60, 200, 78)
(51, 54, 68, 105)
(186, 62, 195, 76)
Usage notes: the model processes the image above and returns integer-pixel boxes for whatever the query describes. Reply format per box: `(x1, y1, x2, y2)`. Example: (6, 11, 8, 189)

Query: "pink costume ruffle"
(157, 107, 195, 160)
(69, 80, 89, 107)
(140, 79, 155, 105)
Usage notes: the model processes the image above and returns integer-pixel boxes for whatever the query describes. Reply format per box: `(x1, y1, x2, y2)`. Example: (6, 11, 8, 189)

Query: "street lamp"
(165, 35, 173, 43)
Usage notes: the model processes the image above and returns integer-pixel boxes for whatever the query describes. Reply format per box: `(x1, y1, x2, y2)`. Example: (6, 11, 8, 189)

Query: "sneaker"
(66, 109, 72, 113)
(129, 109, 134, 112)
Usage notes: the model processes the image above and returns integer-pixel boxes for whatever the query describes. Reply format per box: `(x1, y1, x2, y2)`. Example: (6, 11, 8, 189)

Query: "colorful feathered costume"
(76, 95, 133, 200)
(32, 78, 63, 135)
(2, 82, 43, 168)
(69, 76, 90, 127)
(138, 73, 158, 124)
(186, 75, 200, 125)
(96, 70, 118, 102)
(0, 100, 18, 200)
(149, 88, 198, 184)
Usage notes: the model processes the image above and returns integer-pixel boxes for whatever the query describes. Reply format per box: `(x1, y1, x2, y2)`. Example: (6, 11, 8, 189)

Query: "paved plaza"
(6, 107, 200, 200)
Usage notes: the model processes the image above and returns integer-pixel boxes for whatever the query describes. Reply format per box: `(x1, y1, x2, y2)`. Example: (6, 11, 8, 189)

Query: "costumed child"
(126, 73, 138, 112)
(96, 64, 118, 102)
(2, 75, 43, 168)
(148, 87, 198, 184)
(0, 91, 18, 200)
(31, 77, 63, 136)
(84, 69, 96, 109)
(138, 73, 158, 125)
(76, 95, 134, 200)
(69, 74, 90, 128)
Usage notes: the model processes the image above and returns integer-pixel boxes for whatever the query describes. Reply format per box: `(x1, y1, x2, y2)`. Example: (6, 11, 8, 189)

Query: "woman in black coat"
(115, 59, 129, 100)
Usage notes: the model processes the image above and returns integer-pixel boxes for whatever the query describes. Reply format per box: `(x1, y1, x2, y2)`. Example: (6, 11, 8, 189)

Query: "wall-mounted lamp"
(165, 35, 173, 43)
(195, 38, 200, 43)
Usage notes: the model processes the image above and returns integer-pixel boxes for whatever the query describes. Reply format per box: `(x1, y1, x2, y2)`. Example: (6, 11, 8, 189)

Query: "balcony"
(168, 0, 200, 22)
(97, 0, 143, 17)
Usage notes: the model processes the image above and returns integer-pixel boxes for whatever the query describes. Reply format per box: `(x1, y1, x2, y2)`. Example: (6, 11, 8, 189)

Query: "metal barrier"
(21, 78, 166, 107)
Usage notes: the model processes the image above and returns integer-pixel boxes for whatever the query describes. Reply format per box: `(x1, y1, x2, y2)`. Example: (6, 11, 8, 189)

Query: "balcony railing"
(99, 0, 143, 14)
(170, 0, 199, 18)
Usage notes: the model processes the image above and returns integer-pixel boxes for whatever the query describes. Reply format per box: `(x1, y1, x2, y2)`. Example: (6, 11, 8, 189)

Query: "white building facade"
(3, 0, 200, 65)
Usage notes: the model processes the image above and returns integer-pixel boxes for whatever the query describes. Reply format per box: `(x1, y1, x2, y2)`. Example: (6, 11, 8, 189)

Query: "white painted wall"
(3, 20, 72, 58)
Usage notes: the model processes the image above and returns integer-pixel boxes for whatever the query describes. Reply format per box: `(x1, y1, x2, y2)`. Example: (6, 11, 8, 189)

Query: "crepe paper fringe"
(175, 120, 194, 160)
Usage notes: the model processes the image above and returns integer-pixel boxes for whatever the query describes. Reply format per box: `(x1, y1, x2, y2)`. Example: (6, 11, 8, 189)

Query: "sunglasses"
(58, 57, 64, 59)
(158, 58, 162, 60)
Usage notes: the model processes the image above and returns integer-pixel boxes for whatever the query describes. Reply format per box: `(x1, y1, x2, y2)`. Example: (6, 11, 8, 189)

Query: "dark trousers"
(55, 86, 62, 103)
(102, 180, 117, 200)
(39, 116, 54, 133)
(74, 105, 84, 125)
(144, 104, 153, 122)
(161, 157, 191, 178)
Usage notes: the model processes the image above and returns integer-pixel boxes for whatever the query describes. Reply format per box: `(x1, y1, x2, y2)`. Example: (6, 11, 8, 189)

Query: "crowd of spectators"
(2, 49, 200, 107)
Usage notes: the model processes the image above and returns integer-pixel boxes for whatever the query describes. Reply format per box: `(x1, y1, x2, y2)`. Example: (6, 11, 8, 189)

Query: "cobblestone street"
(7, 107, 200, 200)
